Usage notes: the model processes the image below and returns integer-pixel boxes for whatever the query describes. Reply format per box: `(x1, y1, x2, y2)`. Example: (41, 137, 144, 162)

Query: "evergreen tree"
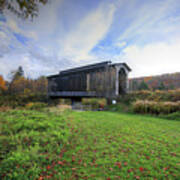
(12, 66, 24, 81)
(169, 84, 175, 90)
(8, 66, 24, 93)
(138, 81, 149, 90)
(158, 82, 166, 90)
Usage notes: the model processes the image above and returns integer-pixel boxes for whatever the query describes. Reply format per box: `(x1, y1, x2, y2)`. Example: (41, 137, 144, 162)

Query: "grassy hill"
(0, 110, 179, 179)
(129, 72, 180, 91)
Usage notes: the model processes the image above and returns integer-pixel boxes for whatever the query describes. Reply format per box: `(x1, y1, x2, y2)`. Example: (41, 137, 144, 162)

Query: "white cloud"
(1, 0, 180, 79)
(23, 0, 62, 37)
(6, 19, 21, 33)
(4, 0, 63, 41)
(115, 41, 126, 48)
(0, 52, 58, 79)
(0, 31, 10, 55)
(121, 40, 180, 78)
(61, 2, 116, 62)
(5, 18, 37, 40)
(117, 0, 180, 43)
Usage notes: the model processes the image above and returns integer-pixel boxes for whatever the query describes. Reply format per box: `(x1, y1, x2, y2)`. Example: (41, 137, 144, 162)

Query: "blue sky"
(0, 0, 180, 79)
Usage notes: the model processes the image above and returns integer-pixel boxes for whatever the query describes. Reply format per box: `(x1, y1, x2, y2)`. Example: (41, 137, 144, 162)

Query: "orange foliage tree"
(7, 66, 48, 96)
(0, 75, 6, 93)
(10, 76, 29, 94)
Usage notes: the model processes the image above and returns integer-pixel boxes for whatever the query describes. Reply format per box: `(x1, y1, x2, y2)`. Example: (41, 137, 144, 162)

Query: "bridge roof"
(47, 61, 131, 78)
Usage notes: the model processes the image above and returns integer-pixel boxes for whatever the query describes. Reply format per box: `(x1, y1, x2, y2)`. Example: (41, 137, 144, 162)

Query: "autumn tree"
(34, 76, 47, 94)
(8, 66, 48, 95)
(0, 0, 48, 19)
(0, 75, 6, 93)
(10, 76, 29, 94)
(8, 66, 25, 94)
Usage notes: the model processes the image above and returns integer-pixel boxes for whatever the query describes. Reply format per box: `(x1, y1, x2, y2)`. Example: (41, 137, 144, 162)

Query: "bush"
(0, 106, 11, 112)
(106, 103, 133, 113)
(59, 98, 72, 105)
(0, 93, 47, 108)
(25, 102, 47, 110)
(159, 111, 180, 121)
(130, 89, 180, 102)
(82, 98, 107, 110)
(116, 94, 135, 105)
(133, 100, 180, 115)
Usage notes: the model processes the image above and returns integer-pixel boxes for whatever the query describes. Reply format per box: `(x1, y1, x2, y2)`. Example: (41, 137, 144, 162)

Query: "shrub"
(25, 102, 47, 110)
(133, 100, 180, 115)
(159, 111, 180, 121)
(116, 94, 135, 105)
(59, 98, 72, 105)
(0, 106, 11, 112)
(0, 93, 48, 108)
(106, 103, 133, 113)
(129, 89, 180, 102)
(82, 98, 107, 110)
(57, 105, 72, 112)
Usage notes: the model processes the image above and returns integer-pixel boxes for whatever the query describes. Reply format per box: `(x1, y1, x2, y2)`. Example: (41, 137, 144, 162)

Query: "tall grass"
(133, 100, 180, 115)
(129, 89, 180, 102)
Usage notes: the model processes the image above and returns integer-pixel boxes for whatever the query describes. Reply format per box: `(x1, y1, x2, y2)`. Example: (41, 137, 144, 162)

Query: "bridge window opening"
(118, 68, 127, 95)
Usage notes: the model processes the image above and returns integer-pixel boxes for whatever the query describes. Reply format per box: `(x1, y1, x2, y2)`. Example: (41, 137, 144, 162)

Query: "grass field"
(0, 110, 180, 179)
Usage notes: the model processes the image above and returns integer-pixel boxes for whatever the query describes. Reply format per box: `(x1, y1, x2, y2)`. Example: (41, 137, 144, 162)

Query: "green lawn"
(0, 110, 180, 179)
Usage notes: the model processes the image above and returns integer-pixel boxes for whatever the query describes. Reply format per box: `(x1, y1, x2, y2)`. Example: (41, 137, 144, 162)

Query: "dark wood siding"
(47, 61, 130, 98)
(54, 72, 87, 92)
(88, 66, 116, 96)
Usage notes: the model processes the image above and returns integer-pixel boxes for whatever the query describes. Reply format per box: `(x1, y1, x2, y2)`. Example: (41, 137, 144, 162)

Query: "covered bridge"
(47, 61, 131, 99)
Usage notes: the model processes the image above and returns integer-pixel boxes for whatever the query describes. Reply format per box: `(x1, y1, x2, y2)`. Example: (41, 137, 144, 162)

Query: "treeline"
(129, 72, 180, 91)
(0, 66, 48, 107)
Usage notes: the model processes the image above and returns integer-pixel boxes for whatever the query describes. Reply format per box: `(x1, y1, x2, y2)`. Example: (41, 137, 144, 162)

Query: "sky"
(0, 0, 180, 79)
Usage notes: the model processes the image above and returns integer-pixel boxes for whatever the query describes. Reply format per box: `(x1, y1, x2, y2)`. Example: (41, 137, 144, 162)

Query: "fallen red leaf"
(115, 162, 121, 168)
(72, 155, 76, 162)
(128, 168, 133, 173)
(139, 167, 144, 172)
(146, 156, 150, 160)
(38, 176, 43, 180)
(171, 152, 176, 157)
(63, 160, 67, 164)
(58, 161, 64, 165)
(78, 159, 82, 164)
(94, 164, 98, 168)
(82, 176, 88, 179)
(46, 165, 51, 170)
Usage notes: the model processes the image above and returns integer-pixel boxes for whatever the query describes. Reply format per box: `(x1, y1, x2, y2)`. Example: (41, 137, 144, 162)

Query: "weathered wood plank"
(47, 61, 131, 98)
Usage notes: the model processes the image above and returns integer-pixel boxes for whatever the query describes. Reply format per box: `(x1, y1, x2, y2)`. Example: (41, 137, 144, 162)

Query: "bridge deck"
(48, 91, 102, 97)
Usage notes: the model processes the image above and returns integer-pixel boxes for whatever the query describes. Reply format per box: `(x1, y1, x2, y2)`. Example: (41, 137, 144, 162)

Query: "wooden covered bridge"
(47, 61, 131, 100)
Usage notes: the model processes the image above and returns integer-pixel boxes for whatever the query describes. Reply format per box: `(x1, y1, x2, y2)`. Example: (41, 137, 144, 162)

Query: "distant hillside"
(129, 72, 180, 91)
